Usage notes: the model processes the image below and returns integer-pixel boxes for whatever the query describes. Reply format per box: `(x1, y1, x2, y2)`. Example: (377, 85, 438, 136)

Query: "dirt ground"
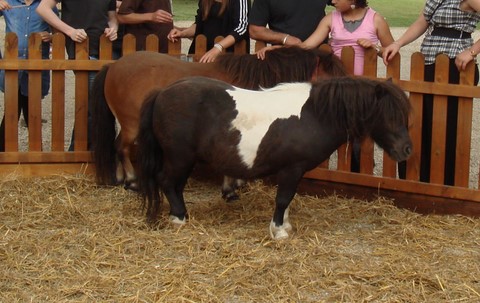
(1, 175, 479, 302)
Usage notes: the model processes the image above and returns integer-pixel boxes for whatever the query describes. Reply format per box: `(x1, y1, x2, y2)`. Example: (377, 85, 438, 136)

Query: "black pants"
(418, 60, 479, 185)
(0, 90, 29, 151)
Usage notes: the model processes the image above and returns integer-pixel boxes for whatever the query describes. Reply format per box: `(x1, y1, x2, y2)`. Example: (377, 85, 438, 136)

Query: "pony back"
(215, 46, 346, 89)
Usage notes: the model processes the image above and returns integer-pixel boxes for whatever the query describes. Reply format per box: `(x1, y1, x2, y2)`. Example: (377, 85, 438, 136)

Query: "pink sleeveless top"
(330, 8, 378, 75)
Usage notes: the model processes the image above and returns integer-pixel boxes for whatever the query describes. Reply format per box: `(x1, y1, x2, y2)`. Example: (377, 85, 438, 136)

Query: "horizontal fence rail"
(0, 32, 479, 216)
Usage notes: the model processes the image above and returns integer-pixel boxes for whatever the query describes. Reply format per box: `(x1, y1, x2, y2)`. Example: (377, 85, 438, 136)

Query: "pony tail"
(91, 64, 117, 185)
(136, 89, 164, 223)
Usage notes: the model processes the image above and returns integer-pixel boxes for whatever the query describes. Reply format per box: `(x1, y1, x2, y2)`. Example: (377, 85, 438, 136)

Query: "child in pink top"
(302, 0, 393, 75)
(256, 0, 393, 76)
(330, 7, 378, 75)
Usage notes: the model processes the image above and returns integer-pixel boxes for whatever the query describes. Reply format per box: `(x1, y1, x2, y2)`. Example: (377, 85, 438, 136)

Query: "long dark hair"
(215, 46, 347, 89)
(201, 0, 229, 20)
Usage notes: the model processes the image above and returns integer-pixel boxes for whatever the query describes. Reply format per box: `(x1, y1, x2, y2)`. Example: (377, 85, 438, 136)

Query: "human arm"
(199, 0, 249, 63)
(249, 24, 302, 46)
(357, 12, 394, 56)
(38, 31, 53, 42)
(0, 1, 12, 11)
(199, 35, 236, 63)
(104, 10, 118, 42)
(167, 23, 196, 42)
(36, 0, 87, 42)
(455, 0, 480, 70)
(460, 0, 480, 12)
(255, 44, 282, 60)
(298, 13, 332, 49)
(382, 12, 429, 65)
(248, 0, 301, 45)
(117, 9, 173, 24)
(455, 40, 480, 70)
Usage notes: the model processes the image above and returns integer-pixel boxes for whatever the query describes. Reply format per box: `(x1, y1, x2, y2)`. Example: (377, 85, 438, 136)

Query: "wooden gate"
(0, 33, 479, 216)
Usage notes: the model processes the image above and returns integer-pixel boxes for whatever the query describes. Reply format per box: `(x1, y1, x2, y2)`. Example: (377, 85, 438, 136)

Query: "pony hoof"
(123, 181, 139, 191)
(284, 222, 293, 232)
(269, 221, 290, 240)
(113, 177, 124, 186)
(169, 215, 187, 225)
(223, 193, 240, 203)
(234, 179, 246, 188)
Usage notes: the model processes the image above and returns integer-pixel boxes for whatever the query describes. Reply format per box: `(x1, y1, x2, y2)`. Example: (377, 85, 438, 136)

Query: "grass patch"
(365, 0, 424, 27)
(172, 0, 425, 27)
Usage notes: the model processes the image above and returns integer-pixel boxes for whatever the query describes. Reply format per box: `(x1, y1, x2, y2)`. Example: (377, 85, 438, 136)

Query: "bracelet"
(282, 34, 289, 45)
(469, 49, 477, 57)
(213, 43, 224, 52)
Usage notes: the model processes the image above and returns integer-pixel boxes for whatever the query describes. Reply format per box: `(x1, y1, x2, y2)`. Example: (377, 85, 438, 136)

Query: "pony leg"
(119, 142, 138, 191)
(163, 183, 188, 224)
(221, 176, 246, 202)
(269, 170, 303, 240)
(162, 162, 193, 224)
(113, 135, 125, 185)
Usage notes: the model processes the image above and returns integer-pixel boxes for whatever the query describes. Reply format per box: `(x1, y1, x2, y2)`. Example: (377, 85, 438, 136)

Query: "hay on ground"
(0, 174, 479, 302)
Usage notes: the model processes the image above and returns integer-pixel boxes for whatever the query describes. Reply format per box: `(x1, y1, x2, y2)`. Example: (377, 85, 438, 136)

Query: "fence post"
(51, 33, 66, 151)
(4, 33, 19, 151)
(455, 62, 475, 187)
(27, 33, 43, 151)
(72, 39, 89, 151)
(406, 52, 425, 181)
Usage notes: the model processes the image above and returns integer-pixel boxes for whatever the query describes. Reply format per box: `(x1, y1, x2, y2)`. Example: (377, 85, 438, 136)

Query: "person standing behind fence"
(382, 0, 480, 185)
(37, 0, 119, 61)
(167, 0, 250, 63)
(113, 0, 126, 55)
(116, 0, 173, 53)
(36, 0, 119, 150)
(248, 0, 329, 47)
(0, 0, 57, 152)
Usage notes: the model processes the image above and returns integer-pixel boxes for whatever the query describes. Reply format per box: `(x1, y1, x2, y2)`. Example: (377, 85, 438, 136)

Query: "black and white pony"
(136, 76, 412, 239)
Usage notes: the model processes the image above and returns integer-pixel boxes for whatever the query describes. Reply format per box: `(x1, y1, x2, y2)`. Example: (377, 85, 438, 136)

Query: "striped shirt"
(421, 0, 480, 64)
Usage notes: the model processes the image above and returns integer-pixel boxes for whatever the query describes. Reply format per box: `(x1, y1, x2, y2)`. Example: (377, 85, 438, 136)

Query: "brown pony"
(92, 46, 347, 191)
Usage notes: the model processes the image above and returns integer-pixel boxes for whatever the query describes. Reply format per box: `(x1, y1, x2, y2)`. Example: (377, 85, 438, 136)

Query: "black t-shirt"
(60, 0, 116, 59)
(117, 0, 173, 53)
(248, 0, 328, 42)
(188, 0, 250, 54)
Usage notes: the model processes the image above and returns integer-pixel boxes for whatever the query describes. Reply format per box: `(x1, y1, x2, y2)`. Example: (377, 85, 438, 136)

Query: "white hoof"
(169, 215, 187, 225)
(269, 221, 290, 240)
(235, 179, 246, 188)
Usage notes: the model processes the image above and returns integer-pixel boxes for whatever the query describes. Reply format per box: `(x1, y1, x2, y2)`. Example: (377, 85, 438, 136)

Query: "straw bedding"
(0, 174, 479, 302)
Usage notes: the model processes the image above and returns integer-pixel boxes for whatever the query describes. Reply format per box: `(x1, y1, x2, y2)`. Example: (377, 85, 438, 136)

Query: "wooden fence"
(0, 32, 479, 216)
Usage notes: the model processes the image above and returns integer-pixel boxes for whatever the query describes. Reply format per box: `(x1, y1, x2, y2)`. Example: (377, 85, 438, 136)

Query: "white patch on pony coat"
(227, 83, 312, 169)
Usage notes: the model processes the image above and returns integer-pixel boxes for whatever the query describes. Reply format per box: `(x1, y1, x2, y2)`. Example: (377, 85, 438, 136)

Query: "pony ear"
(375, 82, 388, 100)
